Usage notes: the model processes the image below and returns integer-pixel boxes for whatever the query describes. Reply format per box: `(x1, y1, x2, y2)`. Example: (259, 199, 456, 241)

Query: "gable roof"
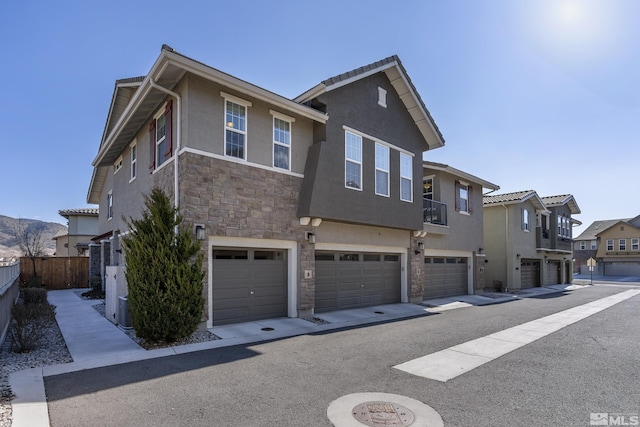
(575, 218, 633, 240)
(483, 190, 548, 212)
(594, 220, 640, 237)
(88, 45, 328, 204)
(295, 55, 445, 150)
(423, 161, 499, 191)
(540, 194, 581, 215)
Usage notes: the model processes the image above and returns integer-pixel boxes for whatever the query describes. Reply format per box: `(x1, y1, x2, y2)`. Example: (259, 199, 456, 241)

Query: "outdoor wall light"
(306, 232, 316, 244)
(516, 253, 521, 258)
(544, 256, 549, 264)
(417, 241, 424, 249)
(195, 224, 206, 240)
(478, 247, 484, 254)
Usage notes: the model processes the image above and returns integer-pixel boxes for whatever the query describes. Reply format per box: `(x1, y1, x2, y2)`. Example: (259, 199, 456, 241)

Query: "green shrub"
(122, 188, 205, 343)
(21, 287, 48, 305)
(9, 303, 56, 353)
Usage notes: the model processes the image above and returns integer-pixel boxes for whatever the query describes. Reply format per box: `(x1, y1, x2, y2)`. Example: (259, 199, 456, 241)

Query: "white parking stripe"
(394, 289, 640, 382)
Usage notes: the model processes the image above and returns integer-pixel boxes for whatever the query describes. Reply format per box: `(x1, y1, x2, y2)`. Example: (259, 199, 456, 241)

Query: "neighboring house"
(421, 161, 499, 298)
(580, 216, 640, 276)
(54, 208, 99, 257)
(87, 45, 447, 327)
(483, 191, 580, 291)
(573, 218, 629, 274)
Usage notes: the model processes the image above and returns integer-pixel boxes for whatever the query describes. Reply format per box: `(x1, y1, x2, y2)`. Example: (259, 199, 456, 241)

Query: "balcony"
(423, 198, 447, 226)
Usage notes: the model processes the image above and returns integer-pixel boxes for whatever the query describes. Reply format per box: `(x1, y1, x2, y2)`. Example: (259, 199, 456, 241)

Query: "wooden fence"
(20, 256, 90, 290)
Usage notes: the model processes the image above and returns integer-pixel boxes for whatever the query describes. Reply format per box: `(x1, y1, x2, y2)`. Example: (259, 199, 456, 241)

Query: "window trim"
(378, 87, 387, 108)
(114, 156, 123, 174)
(375, 143, 390, 197)
(399, 152, 413, 202)
(606, 239, 614, 251)
(455, 180, 472, 214)
(345, 131, 363, 191)
(632, 238, 639, 251)
(107, 191, 113, 221)
(272, 114, 292, 171)
(522, 208, 530, 232)
(619, 239, 627, 251)
(222, 93, 252, 161)
(579, 241, 586, 250)
(129, 141, 137, 182)
(590, 240, 597, 250)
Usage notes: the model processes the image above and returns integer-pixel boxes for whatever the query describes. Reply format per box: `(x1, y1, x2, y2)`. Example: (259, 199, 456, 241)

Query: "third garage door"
(423, 257, 469, 299)
(315, 252, 401, 313)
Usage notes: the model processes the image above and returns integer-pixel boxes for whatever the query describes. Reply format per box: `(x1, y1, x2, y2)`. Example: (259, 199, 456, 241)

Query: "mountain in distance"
(0, 215, 66, 258)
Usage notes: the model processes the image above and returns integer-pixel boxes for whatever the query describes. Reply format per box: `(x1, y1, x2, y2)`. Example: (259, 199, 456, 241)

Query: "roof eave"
(423, 162, 499, 190)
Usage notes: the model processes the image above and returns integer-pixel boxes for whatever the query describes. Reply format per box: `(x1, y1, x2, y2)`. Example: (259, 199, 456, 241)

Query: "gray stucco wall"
(298, 72, 427, 230)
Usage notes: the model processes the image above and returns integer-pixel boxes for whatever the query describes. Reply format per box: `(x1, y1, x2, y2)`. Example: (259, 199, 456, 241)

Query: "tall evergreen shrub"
(122, 188, 205, 342)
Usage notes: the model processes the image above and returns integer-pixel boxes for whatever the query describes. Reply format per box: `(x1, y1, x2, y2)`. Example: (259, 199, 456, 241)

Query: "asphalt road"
(45, 284, 640, 427)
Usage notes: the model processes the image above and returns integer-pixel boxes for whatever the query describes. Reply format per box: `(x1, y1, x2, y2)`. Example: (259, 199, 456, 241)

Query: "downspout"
(149, 79, 181, 233)
(501, 203, 509, 292)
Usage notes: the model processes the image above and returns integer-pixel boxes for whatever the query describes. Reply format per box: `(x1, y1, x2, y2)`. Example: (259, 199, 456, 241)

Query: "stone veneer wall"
(178, 153, 312, 320)
(410, 238, 424, 303)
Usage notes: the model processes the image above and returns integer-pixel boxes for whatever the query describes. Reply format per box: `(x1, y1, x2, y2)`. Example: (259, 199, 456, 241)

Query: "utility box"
(118, 296, 132, 329)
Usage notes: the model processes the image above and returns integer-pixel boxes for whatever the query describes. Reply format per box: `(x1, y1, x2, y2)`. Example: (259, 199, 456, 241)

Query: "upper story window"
(591, 240, 597, 249)
(423, 177, 433, 200)
(557, 215, 570, 238)
(632, 238, 639, 251)
(522, 209, 530, 231)
(225, 100, 247, 159)
(272, 114, 292, 170)
(130, 142, 137, 181)
(107, 191, 113, 221)
(455, 180, 472, 213)
(345, 131, 362, 190)
(606, 239, 614, 251)
(114, 156, 123, 174)
(400, 153, 413, 202)
(375, 143, 389, 196)
(579, 241, 586, 250)
(619, 239, 627, 251)
(149, 101, 173, 170)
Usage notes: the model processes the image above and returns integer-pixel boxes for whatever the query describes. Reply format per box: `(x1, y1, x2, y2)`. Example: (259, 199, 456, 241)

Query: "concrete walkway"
(9, 284, 587, 427)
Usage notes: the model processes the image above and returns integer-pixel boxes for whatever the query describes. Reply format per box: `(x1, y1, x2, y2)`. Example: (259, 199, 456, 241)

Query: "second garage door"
(545, 261, 561, 285)
(212, 248, 287, 326)
(423, 257, 469, 299)
(521, 259, 541, 288)
(315, 252, 401, 313)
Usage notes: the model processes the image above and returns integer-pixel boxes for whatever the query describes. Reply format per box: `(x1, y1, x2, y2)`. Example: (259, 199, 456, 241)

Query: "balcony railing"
(423, 198, 447, 226)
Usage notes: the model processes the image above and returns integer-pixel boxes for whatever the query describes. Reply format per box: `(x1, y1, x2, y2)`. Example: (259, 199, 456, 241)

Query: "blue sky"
(1, 0, 638, 236)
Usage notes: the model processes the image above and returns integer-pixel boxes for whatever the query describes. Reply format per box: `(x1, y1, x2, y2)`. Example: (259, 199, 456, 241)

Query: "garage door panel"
(423, 257, 468, 299)
(212, 249, 287, 326)
(315, 251, 401, 313)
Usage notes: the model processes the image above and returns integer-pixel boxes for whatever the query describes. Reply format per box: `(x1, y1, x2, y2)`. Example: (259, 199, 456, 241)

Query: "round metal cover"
(352, 401, 415, 426)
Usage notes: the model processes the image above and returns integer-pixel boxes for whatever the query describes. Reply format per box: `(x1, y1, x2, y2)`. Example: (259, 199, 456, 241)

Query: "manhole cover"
(352, 401, 415, 426)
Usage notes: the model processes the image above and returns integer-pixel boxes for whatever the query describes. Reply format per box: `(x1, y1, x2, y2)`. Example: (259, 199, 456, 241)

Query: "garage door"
(315, 252, 401, 313)
(423, 257, 468, 299)
(545, 261, 561, 285)
(521, 259, 540, 288)
(212, 249, 287, 326)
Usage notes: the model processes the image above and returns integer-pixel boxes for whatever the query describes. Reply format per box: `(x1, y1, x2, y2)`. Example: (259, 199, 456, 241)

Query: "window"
(225, 100, 247, 159)
(375, 143, 389, 196)
(107, 191, 113, 220)
(130, 142, 137, 181)
(591, 240, 597, 250)
(619, 239, 626, 251)
(148, 101, 173, 170)
(579, 241, 586, 250)
(114, 156, 123, 174)
(455, 180, 472, 213)
(522, 209, 530, 231)
(273, 117, 291, 170)
(378, 87, 387, 107)
(345, 131, 362, 190)
(606, 239, 614, 251)
(423, 177, 433, 200)
(400, 153, 412, 202)
(632, 238, 639, 251)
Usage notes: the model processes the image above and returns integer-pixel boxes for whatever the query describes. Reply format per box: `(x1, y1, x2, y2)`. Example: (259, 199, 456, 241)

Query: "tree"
(121, 188, 205, 342)
(13, 219, 46, 286)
